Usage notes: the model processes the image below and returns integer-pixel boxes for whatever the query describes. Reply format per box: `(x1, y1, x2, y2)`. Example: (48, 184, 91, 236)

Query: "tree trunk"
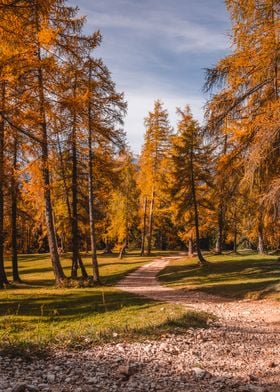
(11, 136, 21, 282)
(188, 237, 193, 257)
(119, 237, 127, 259)
(60, 232, 65, 253)
(215, 135, 227, 255)
(0, 81, 8, 287)
(103, 239, 113, 254)
(140, 196, 147, 256)
(233, 208, 238, 254)
(257, 210, 265, 254)
(87, 73, 100, 283)
(78, 254, 88, 279)
(215, 203, 223, 254)
(56, 125, 72, 222)
(41, 126, 65, 284)
(147, 189, 154, 256)
(35, 16, 65, 284)
(190, 140, 208, 266)
(233, 228, 237, 253)
(70, 77, 79, 278)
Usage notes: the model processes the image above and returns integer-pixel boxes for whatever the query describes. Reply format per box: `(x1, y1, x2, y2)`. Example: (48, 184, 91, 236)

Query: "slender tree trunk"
(56, 124, 87, 278)
(257, 210, 265, 254)
(87, 83, 100, 282)
(0, 81, 8, 287)
(56, 127, 72, 221)
(233, 227, 237, 253)
(140, 196, 147, 256)
(233, 208, 238, 254)
(78, 254, 88, 279)
(216, 135, 227, 254)
(60, 232, 65, 253)
(147, 189, 154, 256)
(119, 237, 127, 259)
(35, 18, 65, 284)
(11, 136, 21, 282)
(103, 239, 113, 254)
(40, 116, 65, 284)
(215, 203, 223, 254)
(190, 142, 208, 266)
(71, 79, 79, 278)
(188, 237, 193, 257)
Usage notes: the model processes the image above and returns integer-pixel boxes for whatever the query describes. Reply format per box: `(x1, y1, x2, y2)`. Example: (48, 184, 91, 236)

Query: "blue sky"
(74, 0, 231, 152)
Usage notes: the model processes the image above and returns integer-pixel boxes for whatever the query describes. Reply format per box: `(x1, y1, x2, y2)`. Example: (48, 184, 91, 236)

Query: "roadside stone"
(192, 367, 207, 379)
(12, 385, 27, 392)
(26, 386, 38, 392)
(46, 373, 55, 383)
(86, 377, 98, 384)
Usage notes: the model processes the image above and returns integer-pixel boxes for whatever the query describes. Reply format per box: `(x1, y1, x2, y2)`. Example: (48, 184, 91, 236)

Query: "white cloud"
(124, 90, 205, 153)
(72, 0, 230, 153)
(85, 9, 229, 53)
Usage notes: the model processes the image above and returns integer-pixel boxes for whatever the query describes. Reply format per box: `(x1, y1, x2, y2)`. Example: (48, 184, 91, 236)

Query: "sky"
(74, 0, 232, 153)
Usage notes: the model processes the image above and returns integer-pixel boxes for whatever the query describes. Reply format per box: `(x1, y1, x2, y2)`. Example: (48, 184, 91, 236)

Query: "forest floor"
(0, 252, 279, 391)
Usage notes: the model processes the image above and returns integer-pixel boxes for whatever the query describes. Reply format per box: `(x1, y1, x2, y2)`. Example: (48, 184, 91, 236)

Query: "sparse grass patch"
(158, 251, 280, 300)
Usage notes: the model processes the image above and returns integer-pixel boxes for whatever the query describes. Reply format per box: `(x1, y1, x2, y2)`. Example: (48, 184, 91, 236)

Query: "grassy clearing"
(158, 251, 280, 300)
(4, 251, 160, 286)
(0, 251, 210, 356)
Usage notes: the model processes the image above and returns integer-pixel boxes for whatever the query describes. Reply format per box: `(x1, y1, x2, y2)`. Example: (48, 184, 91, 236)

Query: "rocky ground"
(1, 256, 279, 392)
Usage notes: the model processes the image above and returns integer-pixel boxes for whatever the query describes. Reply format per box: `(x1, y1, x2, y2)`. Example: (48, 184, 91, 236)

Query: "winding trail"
(117, 255, 280, 329)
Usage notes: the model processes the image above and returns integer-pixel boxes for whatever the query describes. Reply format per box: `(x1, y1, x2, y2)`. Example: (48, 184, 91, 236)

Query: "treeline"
(0, 0, 127, 287)
(139, 0, 279, 263)
(0, 0, 279, 288)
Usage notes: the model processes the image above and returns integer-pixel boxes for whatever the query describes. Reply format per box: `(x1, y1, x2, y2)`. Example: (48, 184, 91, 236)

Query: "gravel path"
(1, 255, 279, 392)
(116, 255, 280, 327)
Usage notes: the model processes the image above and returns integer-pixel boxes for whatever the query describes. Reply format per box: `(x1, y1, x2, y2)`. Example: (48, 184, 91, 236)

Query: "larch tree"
(205, 0, 280, 253)
(0, 0, 127, 287)
(84, 56, 126, 278)
(169, 106, 212, 266)
(107, 151, 139, 259)
(138, 100, 172, 255)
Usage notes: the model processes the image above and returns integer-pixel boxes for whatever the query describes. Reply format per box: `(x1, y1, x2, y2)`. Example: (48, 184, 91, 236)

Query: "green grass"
(158, 251, 280, 300)
(0, 251, 210, 356)
(4, 251, 158, 286)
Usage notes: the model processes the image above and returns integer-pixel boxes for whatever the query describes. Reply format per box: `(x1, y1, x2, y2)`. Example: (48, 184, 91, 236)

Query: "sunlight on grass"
(0, 251, 209, 355)
(158, 251, 280, 300)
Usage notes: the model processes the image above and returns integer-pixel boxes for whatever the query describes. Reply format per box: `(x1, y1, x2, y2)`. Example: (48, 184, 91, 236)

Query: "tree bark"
(103, 239, 113, 254)
(11, 136, 21, 282)
(188, 237, 193, 257)
(140, 196, 147, 256)
(87, 70, 100, 282)
(147, 189, 154, 256)
(56, 123, 87, 277)
(78, 254, 88, 279)
(56, 126, 72, 223)
(215, 203, 223, 254)
(257, 209, 265, 254)
(35, 11, 65, 284)
(70, 74, 79, 278)
(190, 138, 208, 266)
(233, 208, 238, 254)
(0, 81, 8, 287)
(119, 237, 127, 259)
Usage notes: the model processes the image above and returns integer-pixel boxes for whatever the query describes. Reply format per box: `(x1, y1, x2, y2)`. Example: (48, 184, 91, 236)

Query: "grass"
(4, 251, 159, 287)
(0, 251, 210, 356)
(158, 251, 280, 300)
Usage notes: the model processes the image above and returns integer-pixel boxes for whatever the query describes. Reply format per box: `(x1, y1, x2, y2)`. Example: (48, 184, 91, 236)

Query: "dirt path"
(117, 255, 280, 329)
